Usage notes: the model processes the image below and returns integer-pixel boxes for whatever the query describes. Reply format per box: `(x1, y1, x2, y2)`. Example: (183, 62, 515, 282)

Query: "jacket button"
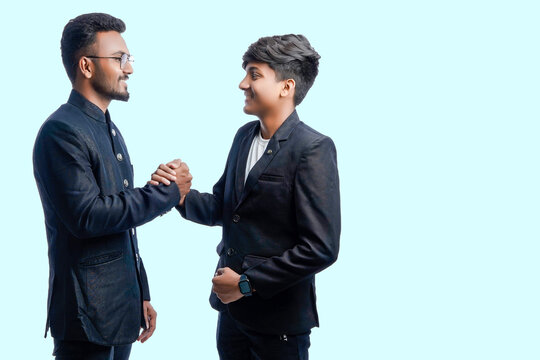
(111, 129, 116, 136)
(117, 153, 123, 161)
(226, 248, 235, 256)
(232, 214, 240, 223)
(267, 149, 273, 155)
(123, 179, 129, 188)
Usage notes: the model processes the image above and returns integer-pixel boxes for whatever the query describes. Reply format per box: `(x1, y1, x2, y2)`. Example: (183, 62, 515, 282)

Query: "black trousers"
(53, 339, 132, 360)
(217, 311, 311, 360)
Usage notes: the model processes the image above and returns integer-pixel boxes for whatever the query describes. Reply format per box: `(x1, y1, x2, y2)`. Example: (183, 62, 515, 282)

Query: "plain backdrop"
(0, 0, 538, 359)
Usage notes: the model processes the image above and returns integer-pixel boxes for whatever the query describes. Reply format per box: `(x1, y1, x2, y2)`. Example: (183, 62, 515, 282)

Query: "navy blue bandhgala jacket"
(33, 90, 180, 346)
(178, 110, 341, 335)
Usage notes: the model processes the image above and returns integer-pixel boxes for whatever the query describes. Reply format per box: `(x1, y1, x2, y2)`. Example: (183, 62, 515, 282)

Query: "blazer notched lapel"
(235, 111, 301, 210)
(234, 124, 258, 204)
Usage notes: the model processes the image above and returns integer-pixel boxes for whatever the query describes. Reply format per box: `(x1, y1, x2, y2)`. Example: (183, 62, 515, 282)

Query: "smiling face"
(239, 62, 284, 118)
(88, 31, 133, 102)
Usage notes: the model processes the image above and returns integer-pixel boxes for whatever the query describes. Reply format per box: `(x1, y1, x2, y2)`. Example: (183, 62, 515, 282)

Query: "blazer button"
(123, 179, 129, 188)
(232, 214, 240, 223)
(267, 149, 273, 155)
(111, 129, 117, 136)
(117, 153, 123, 161)
(226, 248, 235, 256)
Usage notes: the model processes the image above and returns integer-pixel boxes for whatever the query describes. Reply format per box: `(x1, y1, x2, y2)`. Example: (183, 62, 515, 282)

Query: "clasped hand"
(148, 159, 193, 206)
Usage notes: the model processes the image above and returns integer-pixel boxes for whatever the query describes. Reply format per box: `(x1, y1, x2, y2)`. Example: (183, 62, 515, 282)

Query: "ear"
(78, 56, 94, 79)
(280, 79, 296, 98)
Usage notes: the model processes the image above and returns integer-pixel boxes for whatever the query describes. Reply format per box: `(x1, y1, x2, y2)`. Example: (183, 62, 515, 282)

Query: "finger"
(146, 312, 157, 341)
(148, 180, 159, 186)
(155, 168, 177, 181)
(159, 163, 177, 176)
(216, 268, 225, 276)
(151, 174, 171, 185)
(137, 328, 149, 342)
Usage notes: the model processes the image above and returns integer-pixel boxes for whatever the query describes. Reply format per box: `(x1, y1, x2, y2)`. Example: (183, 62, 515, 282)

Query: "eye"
(250, 72, 260, 80)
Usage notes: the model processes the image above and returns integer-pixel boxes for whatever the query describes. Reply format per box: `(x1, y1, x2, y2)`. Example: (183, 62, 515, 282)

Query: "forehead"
(93, 31, 129, 54)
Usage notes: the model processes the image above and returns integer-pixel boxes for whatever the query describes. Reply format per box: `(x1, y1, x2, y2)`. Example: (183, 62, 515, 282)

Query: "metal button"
(117, 153, 123, 161)
(135, 253, 139, 262)
(232, 214, 240, 223)
(111, 129, 116, 136)
(226, 248, 235, 256)
(123, 179, 129, 188)
(131, 228, 135, 236)
(267, 149, 273, 155)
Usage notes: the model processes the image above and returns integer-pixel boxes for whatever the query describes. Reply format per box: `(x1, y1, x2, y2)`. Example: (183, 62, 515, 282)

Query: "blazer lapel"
(235, 110, 301, 209)
(234, 123, 259, 204)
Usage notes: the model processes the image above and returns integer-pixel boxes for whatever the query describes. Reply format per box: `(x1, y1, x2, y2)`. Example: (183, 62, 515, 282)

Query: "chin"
(243, 105, 255, 115)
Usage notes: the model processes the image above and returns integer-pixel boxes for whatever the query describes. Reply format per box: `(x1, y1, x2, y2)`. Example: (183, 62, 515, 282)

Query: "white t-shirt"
(245, 131, 270, 183)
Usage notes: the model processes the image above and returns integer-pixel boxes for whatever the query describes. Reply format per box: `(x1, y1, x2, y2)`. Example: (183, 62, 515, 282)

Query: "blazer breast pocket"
(258, 173, 284, 183)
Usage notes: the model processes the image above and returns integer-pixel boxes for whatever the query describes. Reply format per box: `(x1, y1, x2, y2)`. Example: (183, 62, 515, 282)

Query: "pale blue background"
(0, 0, 538, 359)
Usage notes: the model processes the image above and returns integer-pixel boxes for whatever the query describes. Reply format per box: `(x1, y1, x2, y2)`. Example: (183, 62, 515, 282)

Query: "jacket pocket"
(259, 174, 284, 182)
(242, 254, 268, 271)
(79, 251, 123, 267)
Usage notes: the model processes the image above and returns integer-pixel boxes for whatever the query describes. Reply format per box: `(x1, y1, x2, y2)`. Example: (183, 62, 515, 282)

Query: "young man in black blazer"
(152, 34, 341, 359)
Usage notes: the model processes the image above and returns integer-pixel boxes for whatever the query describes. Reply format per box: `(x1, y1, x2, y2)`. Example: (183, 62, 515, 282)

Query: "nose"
(124, 61, 134, 75)
(239, 75, 249, 90)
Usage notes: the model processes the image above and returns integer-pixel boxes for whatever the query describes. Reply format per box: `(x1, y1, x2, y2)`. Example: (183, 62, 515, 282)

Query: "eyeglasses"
(85, 53, 134, 69)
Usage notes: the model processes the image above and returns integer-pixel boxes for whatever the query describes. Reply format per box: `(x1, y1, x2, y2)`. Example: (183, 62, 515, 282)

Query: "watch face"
(239, 281, 251, 294)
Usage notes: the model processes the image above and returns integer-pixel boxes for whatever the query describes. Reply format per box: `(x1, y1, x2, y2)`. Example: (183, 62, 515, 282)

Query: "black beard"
(93, 79, 130, 102)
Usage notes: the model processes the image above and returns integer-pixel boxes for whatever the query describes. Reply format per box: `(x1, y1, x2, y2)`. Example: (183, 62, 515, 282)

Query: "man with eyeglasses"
(33, 13, 192, 360)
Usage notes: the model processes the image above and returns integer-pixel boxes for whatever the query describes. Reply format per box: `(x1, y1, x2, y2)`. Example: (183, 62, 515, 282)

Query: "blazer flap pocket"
(79, 251, 123, 267)
(242, 254, 268, 271)
(259, 173, 284, 182)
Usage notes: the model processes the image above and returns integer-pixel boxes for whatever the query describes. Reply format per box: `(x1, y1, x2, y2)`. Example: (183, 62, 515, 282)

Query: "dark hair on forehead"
(242, 34, 321, 105)
(61, 13, 126, 83)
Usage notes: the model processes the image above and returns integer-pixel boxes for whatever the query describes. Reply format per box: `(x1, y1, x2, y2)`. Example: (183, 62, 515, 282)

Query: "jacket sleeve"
(33, 119, 181, 239)
(176, 127, 243, 226)
(175, 170, 226, 227)
(244, 136, 341, 299)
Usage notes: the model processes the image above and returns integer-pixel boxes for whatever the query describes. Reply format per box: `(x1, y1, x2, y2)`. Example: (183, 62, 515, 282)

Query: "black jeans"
(217, 311, 311, 360)
(53, 339, 132, 360)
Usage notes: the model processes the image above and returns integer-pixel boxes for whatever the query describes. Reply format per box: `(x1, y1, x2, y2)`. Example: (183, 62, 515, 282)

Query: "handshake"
(148, 159, 193, 206)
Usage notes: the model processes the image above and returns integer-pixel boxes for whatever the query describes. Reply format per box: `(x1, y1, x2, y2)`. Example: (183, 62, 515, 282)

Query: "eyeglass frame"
(85, 53, 134, 69)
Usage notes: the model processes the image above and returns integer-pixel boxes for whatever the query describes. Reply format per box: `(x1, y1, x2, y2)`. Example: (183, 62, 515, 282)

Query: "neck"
(259, 104, 295, 139)
(73, 82, 111, 113)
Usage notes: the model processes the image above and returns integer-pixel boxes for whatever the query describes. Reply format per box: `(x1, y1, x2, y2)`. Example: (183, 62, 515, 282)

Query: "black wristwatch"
(238, 274, 253, 296)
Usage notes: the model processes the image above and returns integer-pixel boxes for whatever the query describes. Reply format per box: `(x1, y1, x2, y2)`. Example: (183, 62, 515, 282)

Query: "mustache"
(120, 75, 129, 81)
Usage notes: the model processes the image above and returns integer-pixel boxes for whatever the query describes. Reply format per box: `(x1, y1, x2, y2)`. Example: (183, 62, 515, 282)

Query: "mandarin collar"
(67, 90, 109, 123)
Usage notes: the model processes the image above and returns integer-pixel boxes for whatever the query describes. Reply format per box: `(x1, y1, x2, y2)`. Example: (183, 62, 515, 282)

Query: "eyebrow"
(247, 66, 260, 72)
(111, 51, 127, 56)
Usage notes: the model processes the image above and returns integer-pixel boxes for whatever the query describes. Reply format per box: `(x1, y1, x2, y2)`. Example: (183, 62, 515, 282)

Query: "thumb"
(144, 304, 149, 329)
(167, 159, 182, 168)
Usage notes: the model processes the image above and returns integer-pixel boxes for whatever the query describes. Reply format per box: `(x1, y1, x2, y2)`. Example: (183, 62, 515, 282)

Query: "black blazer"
(33, 91, 180, 345)
(178, 110, 340, 335)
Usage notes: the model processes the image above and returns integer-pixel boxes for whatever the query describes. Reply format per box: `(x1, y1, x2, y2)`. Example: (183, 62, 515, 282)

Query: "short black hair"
(242, 34, 320, 106)
(61, 13, 126, 83)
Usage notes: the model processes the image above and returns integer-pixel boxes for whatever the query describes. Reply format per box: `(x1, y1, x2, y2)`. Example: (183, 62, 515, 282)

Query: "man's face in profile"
(88, 31, 133, 102)
(239, 62, 284, 118)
